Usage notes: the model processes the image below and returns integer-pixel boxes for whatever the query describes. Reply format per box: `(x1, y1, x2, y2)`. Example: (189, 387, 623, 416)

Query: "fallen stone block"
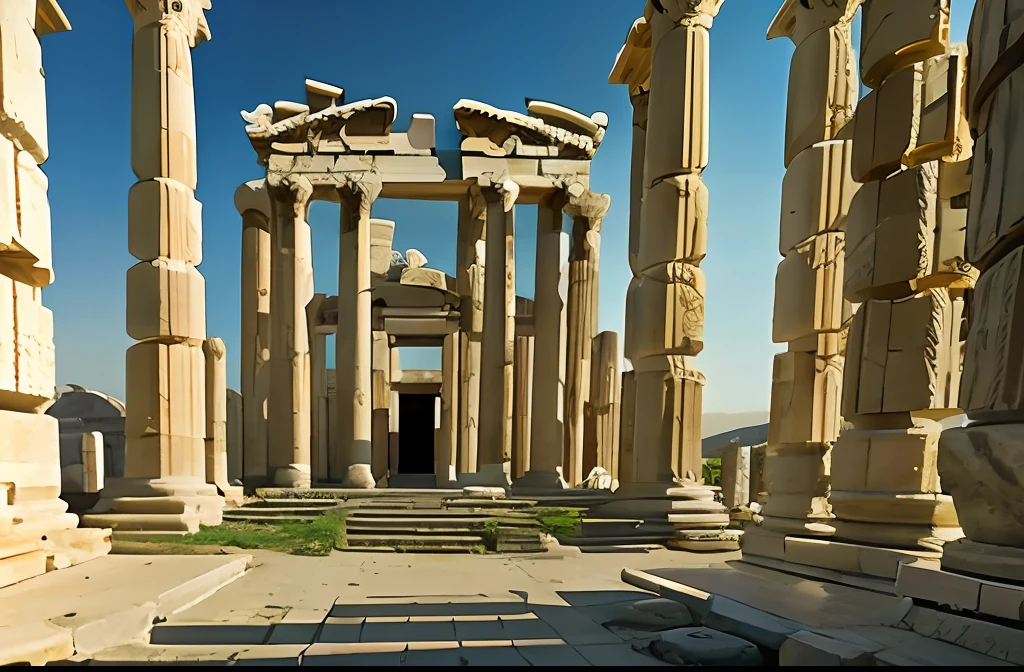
(605, 598, 694, 630)
(780, 629, 876, 666)
(0, 622, 74, 666)
(650, 626, 763, 666)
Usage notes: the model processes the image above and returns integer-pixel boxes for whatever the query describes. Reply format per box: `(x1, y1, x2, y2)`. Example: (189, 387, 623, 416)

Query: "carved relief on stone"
(959, 246, 1024, 421)
(627, 262, 705, 360)
(767, 0, 858, 48)
(453, 100, 604, 160)
(656, 0, 725, 29)
(0, 277, 55, 412)
(966, 0, 1024, 133)
(841, 289, 964, 419)
(773, 232, 845, 344)
(0, 138, 53, 287)
(768, 350, 843, 446)
(858, 0, 949, 90)
(638, 174, 708, 269)
(966, 66, 1024, 270)
(784, 22, 857, 167)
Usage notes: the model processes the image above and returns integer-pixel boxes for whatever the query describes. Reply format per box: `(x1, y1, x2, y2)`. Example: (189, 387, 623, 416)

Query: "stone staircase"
(231, 488, 546, 553)
(343, 509, 543, 553)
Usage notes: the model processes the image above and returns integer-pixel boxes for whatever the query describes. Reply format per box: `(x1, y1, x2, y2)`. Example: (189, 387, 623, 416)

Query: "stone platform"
(0, 553, 252, 665)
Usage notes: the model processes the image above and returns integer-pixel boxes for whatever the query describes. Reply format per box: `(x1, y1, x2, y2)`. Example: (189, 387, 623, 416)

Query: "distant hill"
(701, 411, 770, 459)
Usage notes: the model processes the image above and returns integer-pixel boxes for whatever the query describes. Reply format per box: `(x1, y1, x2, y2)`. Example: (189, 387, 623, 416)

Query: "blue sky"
(41, 0, 975, 413)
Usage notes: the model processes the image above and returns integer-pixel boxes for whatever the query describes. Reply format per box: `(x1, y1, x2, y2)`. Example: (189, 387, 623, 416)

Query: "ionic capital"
(234, 179, 271, 217)
(653, 0, 724, 29)
(127, 0, 212, 46)
(564, 188, 611, 232)
(337, 170, 384, 217)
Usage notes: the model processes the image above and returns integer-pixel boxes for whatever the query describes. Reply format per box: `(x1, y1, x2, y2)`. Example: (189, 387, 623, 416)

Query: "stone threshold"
(0, 553, 252, 665)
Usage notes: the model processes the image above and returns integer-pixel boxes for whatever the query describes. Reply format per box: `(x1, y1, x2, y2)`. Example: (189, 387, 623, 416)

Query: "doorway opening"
(397, 393, 437, 475)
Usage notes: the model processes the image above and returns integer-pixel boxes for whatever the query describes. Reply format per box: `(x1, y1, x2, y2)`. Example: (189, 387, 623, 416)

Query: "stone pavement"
(86, 546, 740, 665)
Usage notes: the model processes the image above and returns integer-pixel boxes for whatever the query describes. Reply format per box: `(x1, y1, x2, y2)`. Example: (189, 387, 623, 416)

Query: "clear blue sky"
(41, 0, 974, 414)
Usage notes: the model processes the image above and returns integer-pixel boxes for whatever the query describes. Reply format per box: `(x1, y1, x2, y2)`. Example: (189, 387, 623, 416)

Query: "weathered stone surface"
(780, 629, 876, 666)
(842, 291, 964, 417)
(784, 22, 857, 167)
(628, 263, 705, 359)
(651, 626, 762, 666)
(767, 349, 842, 446)
(831, 492, 957, 527)
(959, 247, 1024, 421)
(851, 64, 919, 185)
(938, 423, 1024, 546)
(125, 260, 206, 342)
(859, 0, 949, 90)
(779, 140, 858, 255)
(0, 276, 55, 412)
(637, 174, 707, 269)
(830, 428, 940, 494)
(0, 142, 53, 287)
(773, 232, 845, 343)
(763, 442, 830, 497)
(966, 0, 1024, 132)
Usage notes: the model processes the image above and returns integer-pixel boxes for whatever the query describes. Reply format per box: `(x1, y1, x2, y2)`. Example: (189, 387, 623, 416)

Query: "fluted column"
(436, 333, 459, 486)
(516, 191, 570, 490)
(236, 179, 272, 486)
(625, 0, 722, 491)
(266, 178, 314, 489)
(335, 172, 383, 488)
(306, 293, 328, 483)
(564, 189, 610, 486)
(628, 91, 649, 275)
(456, 192, 485, 474)
(476, 178, 519, 485)
(83, 0, 221, 533)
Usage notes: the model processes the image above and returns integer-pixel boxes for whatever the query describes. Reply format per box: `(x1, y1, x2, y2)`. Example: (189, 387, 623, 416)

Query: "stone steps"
(221, 506, 340, 519)
(344, 533, 486, 552)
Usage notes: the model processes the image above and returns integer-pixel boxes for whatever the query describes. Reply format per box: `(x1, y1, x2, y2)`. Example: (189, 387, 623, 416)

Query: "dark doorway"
(397, 393, 437, 474)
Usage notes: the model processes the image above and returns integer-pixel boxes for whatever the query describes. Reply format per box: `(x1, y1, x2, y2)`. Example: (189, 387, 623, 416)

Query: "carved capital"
(654, 0, 724, 29)
(269, 175, 313, 219)
(474, 172, 520, 213)
(127, 0, 212, 45)
(337, 170, 384, 217)
(564, 189, 612, 232)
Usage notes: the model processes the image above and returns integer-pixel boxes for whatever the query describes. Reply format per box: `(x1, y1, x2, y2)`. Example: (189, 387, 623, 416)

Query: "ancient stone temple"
(82, 0, 226, 534)
(236, 84, 616, 492)
(0, 0, 110, 587)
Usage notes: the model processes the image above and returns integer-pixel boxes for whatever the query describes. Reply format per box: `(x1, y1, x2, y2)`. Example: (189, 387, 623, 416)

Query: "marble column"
(203, 337, 240, 504)
(306, 294, 328, 484)
(371, 330, 391, 484)
(335, 173, 382, 488)
(266, 178, 314, 489)
(436, 333, 459, 486)
(628, 91, 649, 276)
(564, 189, 610, 486)
(476, 178, 519, 485)
(624, 0, 722, 493)
(456, 192, 485, 474)
(512, 334, 535, 480)
(84, 0, 222, 532)
(236, 179, 272, 486)
(585, 331, 621, 480)
(617, 370, 637, 484)
(518, 192, 570, 490)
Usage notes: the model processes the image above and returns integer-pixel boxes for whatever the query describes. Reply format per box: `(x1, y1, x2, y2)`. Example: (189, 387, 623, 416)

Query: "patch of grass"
(534, 507, 583, 540)
(155, 511, 348, 557)
(702, 458, 722, 487)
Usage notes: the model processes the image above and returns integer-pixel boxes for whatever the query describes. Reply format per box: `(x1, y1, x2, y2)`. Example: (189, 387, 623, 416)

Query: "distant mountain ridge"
(701, 411, 769, 459)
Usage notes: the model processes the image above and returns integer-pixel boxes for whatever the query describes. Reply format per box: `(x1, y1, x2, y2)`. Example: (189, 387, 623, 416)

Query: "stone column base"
(511, 469, 568, 496)
(272, 464, 312, 489)
(340, 463, 375, 489)
(941, 538, 1024, 584)
(81, 477, 224, 533)
(456, 462, 511, 489)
